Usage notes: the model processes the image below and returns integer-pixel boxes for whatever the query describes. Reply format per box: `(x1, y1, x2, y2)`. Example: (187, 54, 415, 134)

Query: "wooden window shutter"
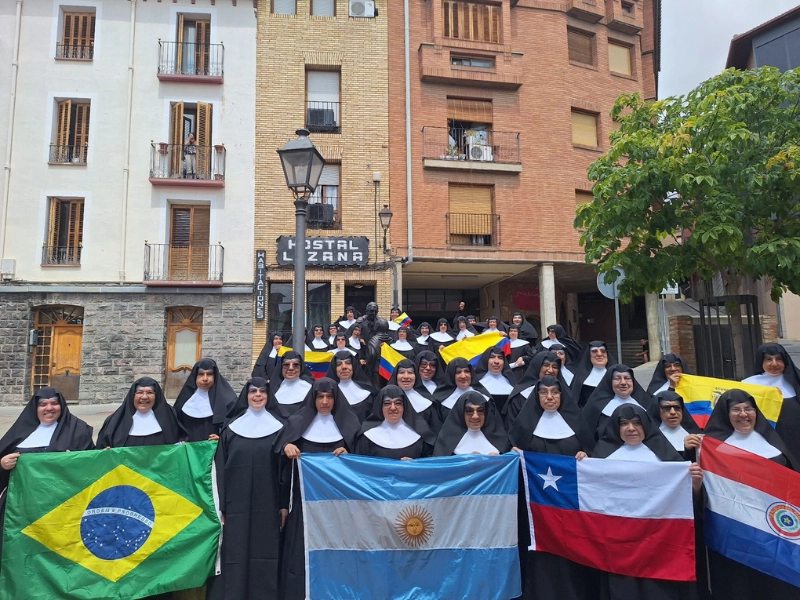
(449, 186, 493, 234)
(56, 100, 72, 148)
(170, 206, 210, 280)
(197, 102, 212, 178)
(572, 111, 598, 147)
(67, 200, 85, 249)
(190, 206, 210, 279)
(609, 43, 632, 76)
(47, 198, 61, 248)
(444, 2, 499, 43)
(568, 30, 593, 65)
(447, 99, 493, 124)
(73, 103, 90, 149)
(195, 20, 211, 75)
(170, 102, 185, 176)
(176, 14, 185, 73)
(63, 13, 95, 48)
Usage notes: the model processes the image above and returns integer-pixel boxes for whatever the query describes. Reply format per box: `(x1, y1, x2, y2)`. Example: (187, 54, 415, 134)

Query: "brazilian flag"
(0, 442, 220, 599)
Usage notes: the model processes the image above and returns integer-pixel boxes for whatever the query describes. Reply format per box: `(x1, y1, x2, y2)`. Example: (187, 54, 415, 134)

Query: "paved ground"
(3, 339, 799, 442)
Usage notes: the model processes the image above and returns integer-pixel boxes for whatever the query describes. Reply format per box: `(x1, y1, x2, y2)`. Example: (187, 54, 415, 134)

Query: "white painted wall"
(1, 0, 255, 284)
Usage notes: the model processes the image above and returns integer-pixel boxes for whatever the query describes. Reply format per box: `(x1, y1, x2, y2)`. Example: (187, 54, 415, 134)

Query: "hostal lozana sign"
(276, 236, 370, 267)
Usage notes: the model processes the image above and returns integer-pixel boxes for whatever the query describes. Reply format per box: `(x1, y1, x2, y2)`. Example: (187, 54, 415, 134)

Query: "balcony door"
(176, 15, 211, 76)
(169, 101, 212, 179)
(32, 306, 84, 401)
(448, 185, 494, 246)
(169, 205, 210, 281)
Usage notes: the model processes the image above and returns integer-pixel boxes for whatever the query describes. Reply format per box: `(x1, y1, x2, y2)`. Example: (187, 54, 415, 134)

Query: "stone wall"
(0, 290, 252, 405)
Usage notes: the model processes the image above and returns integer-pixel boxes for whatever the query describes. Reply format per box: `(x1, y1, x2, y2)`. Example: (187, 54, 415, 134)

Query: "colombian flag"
(675, 374, 784, 428)
(394, 312, 412, 327)
(305, 350, 334, 380)
(0, 442, 220, 599)
(380, 343, 406, 381)
(439, 332, 511, 367)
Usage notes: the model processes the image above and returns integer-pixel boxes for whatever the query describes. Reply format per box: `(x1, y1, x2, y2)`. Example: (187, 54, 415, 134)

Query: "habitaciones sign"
(276, 236, 369, 267)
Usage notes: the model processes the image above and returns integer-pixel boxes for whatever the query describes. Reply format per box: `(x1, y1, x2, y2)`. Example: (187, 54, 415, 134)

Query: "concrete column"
(645, 292, 661, 363)
(539, 263, 557, 331)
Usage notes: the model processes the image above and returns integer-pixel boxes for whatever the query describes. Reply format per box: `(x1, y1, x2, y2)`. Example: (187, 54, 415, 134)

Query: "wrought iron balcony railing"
(157, 41, 224, 78)
(56, 43, 94, 60)
(49, 144, 88, 164)
(421, 127, 521, 164)
(149, 143, 226, 183)
(143, 243, 224, 283)
(306, 101, 340, 134)
(42, 245, 82, 265)
(446, 213, 501, 247)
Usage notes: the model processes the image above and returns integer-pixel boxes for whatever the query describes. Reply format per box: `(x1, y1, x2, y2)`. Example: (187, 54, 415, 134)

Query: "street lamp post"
(379, 204, 393, 254)
(277, 129, 325, 359)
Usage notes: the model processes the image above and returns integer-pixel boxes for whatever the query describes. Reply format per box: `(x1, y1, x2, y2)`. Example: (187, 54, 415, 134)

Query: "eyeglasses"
(612, 376, 633, 383)
(465, 407, 485, 415)
(660, 404, 682, 412)
(538, 390, 561, 398)
(590, 348, 607, 355)
(729, 407, 756, 415)
(283, 362, 300, 369)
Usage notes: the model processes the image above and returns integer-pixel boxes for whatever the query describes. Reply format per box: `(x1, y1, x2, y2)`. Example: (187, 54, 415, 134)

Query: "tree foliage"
(575, 67, 800, 302)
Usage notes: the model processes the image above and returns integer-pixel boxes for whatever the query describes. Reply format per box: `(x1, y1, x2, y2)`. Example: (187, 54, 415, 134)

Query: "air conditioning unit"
(308, 203, 336, 227)
(349, 0, 376, 18)
(468, 144, 493, 162)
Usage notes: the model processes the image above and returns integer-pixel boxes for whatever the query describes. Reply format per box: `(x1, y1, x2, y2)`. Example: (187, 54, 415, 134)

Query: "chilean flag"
(521, 451, 696, 581)
(700, 436, 800, 588)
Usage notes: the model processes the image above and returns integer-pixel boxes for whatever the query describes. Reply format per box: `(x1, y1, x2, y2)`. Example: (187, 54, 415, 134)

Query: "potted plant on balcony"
(157, 141, 169, 155)
(465, 129, 481, 145)
(445, 144, 459, 160)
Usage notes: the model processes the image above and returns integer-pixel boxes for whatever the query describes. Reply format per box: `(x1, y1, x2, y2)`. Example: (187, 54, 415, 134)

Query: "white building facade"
(0, 0, 256, 402)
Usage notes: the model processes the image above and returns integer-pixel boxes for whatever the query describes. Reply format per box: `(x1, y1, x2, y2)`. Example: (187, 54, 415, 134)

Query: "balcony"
(49, 144, 88, 165)
(55, 43, 94, 60)
(565, 0, 605, 23)
(421, 127, 522, 173)
(41, 245, 82, 266)
(143, 243, 224, 286)
(157, 41, 224, 83)
(306, 101, 340, 134)
(149, 143, 226, 187)
(606, 0, 643, 34)
(447, 213, 501, 247)
(419, 44, 523, 90)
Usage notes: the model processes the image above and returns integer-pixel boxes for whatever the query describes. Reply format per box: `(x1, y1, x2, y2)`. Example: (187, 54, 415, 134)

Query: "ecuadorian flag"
(439, 332, 511, 367)
(380, 343, 406, 380)
(305, 350, 334, 379)
(394, 312, 412, 327)
(0, 442, 220, 599)
(675, 374, 784, 428)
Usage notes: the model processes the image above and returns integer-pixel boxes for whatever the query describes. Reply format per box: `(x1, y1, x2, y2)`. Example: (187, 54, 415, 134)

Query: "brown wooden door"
(164, 308, 203, 398)
(169, 205, 210, 281)
(50, 325, 83, 401)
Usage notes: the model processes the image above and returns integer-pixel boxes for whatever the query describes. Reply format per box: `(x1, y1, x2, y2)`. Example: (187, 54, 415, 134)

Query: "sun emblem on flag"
(766, 502, 800, 539)
(394, 505, 434, 547)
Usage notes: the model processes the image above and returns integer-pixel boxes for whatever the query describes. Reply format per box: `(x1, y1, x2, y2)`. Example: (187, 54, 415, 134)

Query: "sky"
(659, 0, 799, 98)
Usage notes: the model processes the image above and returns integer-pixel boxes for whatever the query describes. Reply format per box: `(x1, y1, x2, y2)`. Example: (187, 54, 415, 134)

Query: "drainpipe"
(119, 0, 137, 283)
(404, 0, 413, 266)
(0, 0, 23, 259)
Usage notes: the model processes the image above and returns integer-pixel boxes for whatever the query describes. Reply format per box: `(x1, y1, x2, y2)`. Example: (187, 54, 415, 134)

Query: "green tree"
(575, 67, 800, 378)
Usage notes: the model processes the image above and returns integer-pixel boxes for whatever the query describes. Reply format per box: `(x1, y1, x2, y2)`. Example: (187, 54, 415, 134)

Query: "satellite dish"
(597, 267, 626, 300)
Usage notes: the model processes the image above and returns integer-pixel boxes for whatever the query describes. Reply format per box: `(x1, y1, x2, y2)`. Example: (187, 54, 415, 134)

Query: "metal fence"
(306, 101, 341, 134)
(695, 295, 762, 378)
(157, 41, 224, 77)
(56, 44, 94, 60)
(143, 243, 224, 283)
(49, 144, 88, 164)
(421, 127, 521, 164)
(41, 246, 82, 266)
(149, 143, 226, 181)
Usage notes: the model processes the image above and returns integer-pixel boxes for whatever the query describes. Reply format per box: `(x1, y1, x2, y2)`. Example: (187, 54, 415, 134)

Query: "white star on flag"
(538, 466, 562, 491)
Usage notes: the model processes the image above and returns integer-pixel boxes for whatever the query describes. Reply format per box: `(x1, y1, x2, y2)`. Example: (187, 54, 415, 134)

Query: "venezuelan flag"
(380, 343, 406, 380)
(305, 350, 334, 380)
(394, 312, 412, 327)
(675, 373, 784, 428)
(1, 443, 220, 599)
(439, 332, 511, 367)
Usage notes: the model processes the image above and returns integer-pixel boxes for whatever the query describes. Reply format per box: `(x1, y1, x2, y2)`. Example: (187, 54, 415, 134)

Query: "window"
(268, 282, 331, 339)
(308, 283, 332, 330)
(57, 11, 95, 60)
(571, 110, 598, 147)
(272, 0, 297, 15)
(169, 205, 210, 281)
(169, 101, 213, 179)
(176, 15, 213, 76)
(609, 42, 632, 76)
(568, 29, 594, 65)
(621, 2, 634, 14)
(44, 198, 84, 265)
(443, 1, 500, 44)
(447, 98, 492, 156)
(576, 190, 594, 205)
(312, 0, 335, 16)
(306, 71, 340, 133)
(451, 55, 495, 68)
(309, 164, 340, 228)
(51, 100, 90, 164)
(344, 285, 376, 317)
(448, 185, 495, 246)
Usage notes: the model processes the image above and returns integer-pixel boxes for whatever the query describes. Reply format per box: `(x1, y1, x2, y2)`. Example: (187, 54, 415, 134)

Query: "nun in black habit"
(536, 324, 582, 364)
(429, 318, 456, 354)
(433, 391, 509, 456)
(355, 386, 436, 459)
(173, 358, 237, 442)
(414, 350, 447, 395)
(474, 345, 516, 413)
(742, 342, 800, 462)
(388, 326, 419, 360)
(507, 325, 534, 377)
(323, 350, 377, 422)
(273, 378, 361, 600)
(388, 359, 442, 433)
(647, 353, 692, 395)
(252, 332, 284, 381)
(207, 377, 287, 600)
(268, 350, 315, 416)
(581, 365, 657, 450)
(453, 316, 477, 341)
(305, 324, 331, 351)
(0, 387, 95, 558)
(593, 404, 703, 600)
(648, 390, 702, 459)
(415, 321, 432, 348)
(570, 340, 618, 408)
(509, 311, 538, 344)
(508, 376, 595, 600)
(97, 377, 185, 448)
(548, 343, 575, 386)
(503, 351, 572, 426)
(702, 389, 798, 600)
(345, 322, 367, 366)
(432, 358, 491, 422)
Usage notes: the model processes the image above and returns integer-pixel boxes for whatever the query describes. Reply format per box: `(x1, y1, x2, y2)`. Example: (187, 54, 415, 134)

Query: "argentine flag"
(299, 453, 521, 600)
